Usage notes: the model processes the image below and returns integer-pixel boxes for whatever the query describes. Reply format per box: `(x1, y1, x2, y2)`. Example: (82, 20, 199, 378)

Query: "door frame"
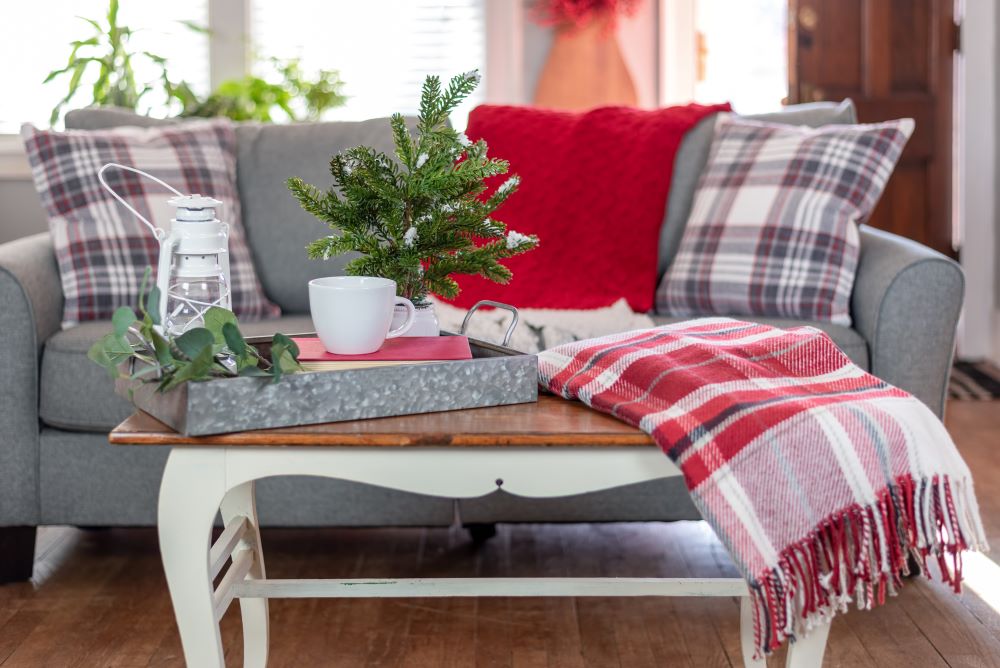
(957, 0, 997, 361)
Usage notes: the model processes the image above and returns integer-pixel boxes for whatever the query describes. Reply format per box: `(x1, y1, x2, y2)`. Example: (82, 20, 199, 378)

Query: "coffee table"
(110, 395, 830, 667)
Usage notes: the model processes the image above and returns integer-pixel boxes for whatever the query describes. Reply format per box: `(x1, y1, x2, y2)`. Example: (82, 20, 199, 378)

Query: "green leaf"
(137, 266, 152, 314)
(87, 333, 133, 379)
(174, 328, 214, 361)
(177, 19, 210, 34)
(111, 306, 135, 337)
(222, 321, 259, 373)
(272, 332, 300, 360)
(269, 333, 302, 382)
(221, 322, 246, 357)
(145, 286, 161, 326)
(237, 365, 270, 378)
(160, 345, 214, 392)
(77, 16, 103, 34)
(150, 330, 174, 367)
(87, 345, 117, 379)
(204, 307, 238, 344)
(43, 66, 71, 84)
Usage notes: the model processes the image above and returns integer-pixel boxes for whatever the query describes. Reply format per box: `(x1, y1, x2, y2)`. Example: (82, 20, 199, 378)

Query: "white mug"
(308, 276, 415, 354)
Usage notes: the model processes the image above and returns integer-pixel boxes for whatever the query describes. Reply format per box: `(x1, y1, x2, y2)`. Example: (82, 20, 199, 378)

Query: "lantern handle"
(98, 163, 184, 241)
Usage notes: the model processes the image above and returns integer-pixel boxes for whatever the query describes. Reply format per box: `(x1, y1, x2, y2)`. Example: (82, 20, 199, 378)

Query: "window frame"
(0, 0, 521, 179)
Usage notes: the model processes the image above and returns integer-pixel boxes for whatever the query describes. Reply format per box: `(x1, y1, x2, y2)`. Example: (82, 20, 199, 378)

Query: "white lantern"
(98, 163, 233, 335)
(158, 195, 232, 334)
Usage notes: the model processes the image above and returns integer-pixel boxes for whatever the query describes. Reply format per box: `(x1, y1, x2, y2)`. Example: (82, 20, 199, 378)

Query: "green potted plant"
(287, 71, 539, 335)
(45, 0, 345, 125)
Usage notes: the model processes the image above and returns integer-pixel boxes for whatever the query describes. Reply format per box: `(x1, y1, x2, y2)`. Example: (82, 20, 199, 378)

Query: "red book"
(292, 336, 473, 362)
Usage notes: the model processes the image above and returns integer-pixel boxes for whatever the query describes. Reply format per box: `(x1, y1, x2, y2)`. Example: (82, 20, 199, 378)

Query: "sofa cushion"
(39, 315, 316, 432)
(234, 119, 411, 313)
(657, 116, 913, 326)
(21, 120, 279, 326)
(65, 106, 174, 130)
(65, 107, 412, 314)
(448, 103, 729, 312)
(651, 314, 869, 369)
(659, 99, 858, 280)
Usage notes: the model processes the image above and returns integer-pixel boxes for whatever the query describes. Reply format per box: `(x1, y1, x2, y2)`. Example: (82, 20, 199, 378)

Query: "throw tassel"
(748, 473, 989, 658)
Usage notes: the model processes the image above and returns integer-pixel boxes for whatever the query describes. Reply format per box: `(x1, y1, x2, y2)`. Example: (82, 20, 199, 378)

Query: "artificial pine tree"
(288, 71, 539, 308)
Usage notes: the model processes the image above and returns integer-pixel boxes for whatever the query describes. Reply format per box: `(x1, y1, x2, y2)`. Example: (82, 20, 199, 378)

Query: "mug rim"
(309, 275, 396, 291)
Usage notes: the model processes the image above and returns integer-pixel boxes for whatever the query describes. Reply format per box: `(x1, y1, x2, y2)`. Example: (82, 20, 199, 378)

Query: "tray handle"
(460, 300, 520, 347)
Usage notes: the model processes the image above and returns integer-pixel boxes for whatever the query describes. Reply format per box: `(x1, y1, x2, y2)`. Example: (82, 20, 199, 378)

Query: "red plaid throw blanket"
(538, 318, 988, 656)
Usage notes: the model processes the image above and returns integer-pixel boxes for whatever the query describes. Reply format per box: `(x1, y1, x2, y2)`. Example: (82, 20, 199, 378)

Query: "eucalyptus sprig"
(88, 269, 301, 391)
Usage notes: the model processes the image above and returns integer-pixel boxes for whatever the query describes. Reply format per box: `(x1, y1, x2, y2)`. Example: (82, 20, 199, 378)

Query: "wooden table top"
(109, 395, 654, 448)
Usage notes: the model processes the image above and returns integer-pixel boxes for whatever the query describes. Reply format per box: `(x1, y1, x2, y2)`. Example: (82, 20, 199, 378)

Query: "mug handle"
(386, 297, 416, 338)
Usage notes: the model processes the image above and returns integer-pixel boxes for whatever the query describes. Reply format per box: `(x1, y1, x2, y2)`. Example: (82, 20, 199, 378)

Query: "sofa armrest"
(0, 233, 62, 525)
(851, 225, 962, 417)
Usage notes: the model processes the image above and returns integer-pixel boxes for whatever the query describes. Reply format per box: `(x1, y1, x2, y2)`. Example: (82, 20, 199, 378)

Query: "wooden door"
(788, 0, 958, 256)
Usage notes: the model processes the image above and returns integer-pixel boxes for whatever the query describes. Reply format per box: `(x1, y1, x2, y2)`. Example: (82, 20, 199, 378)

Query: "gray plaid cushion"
(21, 119, 279, 327)
(656, 115, 913, 326)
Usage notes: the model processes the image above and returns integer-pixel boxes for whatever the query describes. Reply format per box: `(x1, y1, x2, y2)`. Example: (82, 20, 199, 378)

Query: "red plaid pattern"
(657, 116, 914, 326)
(539, 318, 987, 657)
(21, 120, 279, 327)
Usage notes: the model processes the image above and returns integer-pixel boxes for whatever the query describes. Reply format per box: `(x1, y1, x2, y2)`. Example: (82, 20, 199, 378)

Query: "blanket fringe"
(748, 474, 989, 657)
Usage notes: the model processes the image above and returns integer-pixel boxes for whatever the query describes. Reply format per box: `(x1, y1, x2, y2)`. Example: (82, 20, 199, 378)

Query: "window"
(661, 0, 787, 114)
(252, 0, 487, 129)
(0, 1, 209, 133)
(693, 0, 787, 113)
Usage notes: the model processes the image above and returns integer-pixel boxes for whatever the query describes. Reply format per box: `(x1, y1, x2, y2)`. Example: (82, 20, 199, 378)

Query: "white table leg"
(220, 481, 269, 668)
(158, 448, 228, 668)
(740, 596, 767, 667)
(786, 619, 831, 668)
(739, 595, 831, 668)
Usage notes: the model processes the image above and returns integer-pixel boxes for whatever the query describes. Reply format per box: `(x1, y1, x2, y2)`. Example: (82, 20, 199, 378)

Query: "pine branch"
(290, 71, 538, 304)
(390, 113, 414, 169)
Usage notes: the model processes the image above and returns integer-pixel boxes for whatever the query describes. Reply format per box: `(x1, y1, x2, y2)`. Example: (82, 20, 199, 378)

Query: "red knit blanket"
(538, 318, 988, 657)
(450, 102, 730, 311)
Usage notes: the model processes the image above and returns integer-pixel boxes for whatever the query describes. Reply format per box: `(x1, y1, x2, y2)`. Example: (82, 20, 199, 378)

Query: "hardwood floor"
(1, 400, 999, 667)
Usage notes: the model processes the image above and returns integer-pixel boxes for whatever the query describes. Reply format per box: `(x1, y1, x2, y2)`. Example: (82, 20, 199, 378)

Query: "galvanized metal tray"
(115, 332, 538, 437)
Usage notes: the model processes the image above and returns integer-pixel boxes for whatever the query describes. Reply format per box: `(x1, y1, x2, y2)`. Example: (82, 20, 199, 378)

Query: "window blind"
(251, 0, 487, 129)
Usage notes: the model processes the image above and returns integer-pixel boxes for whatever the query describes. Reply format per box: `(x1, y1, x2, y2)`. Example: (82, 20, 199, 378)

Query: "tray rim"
(120, 330, 534, 390)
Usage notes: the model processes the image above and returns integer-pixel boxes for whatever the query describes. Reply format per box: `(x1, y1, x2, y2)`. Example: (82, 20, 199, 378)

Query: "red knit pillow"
(447, 103, 729, 311)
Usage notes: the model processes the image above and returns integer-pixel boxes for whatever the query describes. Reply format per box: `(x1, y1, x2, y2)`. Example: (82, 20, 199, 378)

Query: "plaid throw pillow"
(21, 119, 279, 327)
(656, 116, 914, 326)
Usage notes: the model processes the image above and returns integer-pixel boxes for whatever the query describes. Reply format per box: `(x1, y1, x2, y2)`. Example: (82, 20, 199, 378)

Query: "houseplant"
(45, 0, 345, 125)
(287, 70, 539, 336)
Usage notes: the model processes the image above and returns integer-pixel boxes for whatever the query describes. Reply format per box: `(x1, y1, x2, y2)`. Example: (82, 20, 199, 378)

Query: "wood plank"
(209, 517, 248, 580)
(109, 395, 655, 448)
(233, 577, 748, 599)
(213, 549, 254, 622)
(6, 401, 1000, 666)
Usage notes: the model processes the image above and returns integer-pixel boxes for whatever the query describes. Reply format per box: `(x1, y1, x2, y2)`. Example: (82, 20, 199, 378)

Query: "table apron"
(191, 445, 684, 498)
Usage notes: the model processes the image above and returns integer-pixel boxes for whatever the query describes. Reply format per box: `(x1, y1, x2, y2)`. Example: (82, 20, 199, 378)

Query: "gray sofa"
(0, 101, 963, 582)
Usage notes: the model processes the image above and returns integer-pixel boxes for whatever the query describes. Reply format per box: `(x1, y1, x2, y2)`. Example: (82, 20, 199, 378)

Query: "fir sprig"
(288, 70, 538, 306)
